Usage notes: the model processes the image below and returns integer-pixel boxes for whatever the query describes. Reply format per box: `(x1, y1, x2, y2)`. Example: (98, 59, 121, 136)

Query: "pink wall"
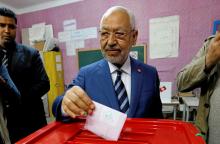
(17, 0, 220, 93)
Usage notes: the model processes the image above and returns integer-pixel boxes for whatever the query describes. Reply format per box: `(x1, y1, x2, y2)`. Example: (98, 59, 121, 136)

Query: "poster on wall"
(149, 15, 179, 59)
(66, 40, 84, 56)
(29, 23, 46, 43)
(58, 26, 97, 56)
(63, 19, 77, 31)
(160, 82, 172, 103)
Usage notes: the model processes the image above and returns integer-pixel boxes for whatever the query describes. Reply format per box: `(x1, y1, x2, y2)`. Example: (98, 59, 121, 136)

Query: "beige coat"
(177, 35, 216, 138)
(0, 95, 11, 144)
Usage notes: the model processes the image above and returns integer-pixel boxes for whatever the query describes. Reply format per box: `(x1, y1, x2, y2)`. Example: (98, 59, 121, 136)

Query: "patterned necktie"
(1, 49, 8, 67)
(114, 70, 129, 113)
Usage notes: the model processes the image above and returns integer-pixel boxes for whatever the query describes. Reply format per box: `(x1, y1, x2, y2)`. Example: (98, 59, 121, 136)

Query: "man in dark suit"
(0, 7, 50, 143)
(53, 6, 163, 121)
(0, 63, 20, 144)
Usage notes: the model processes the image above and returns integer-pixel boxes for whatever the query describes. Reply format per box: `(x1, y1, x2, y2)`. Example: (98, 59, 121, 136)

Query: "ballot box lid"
(16, 118, 205, 144)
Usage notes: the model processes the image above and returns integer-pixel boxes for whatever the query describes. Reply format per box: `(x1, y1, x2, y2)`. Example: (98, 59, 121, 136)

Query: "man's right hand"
(61, 86, 95, 119)
(205, 31, 220, 70)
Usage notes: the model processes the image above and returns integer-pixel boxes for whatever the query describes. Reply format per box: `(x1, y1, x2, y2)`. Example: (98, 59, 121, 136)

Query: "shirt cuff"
(61, 105, 69, 117)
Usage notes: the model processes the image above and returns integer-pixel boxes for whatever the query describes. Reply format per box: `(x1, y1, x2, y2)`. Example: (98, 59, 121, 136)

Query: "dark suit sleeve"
(0, 64, 21, 105)
(27, 51, 50, 98)
(0, 65, 20, 98)
(151, 71, 163, 118)
(52, 95, 62, 119)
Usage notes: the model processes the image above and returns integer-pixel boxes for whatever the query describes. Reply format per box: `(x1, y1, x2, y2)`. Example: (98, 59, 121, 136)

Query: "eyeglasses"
(0, 23, 17, 30)
(99, 30, 134, 40)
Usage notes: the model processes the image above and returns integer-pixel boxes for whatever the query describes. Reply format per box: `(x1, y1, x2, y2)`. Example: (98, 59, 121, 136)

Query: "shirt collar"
(0, 46, 7, 52)
(108, 56, 131, 75)
(0, 48, 6, 56)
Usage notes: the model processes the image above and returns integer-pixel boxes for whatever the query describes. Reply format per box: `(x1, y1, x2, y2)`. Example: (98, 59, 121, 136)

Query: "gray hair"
(100, 6, 136, 30)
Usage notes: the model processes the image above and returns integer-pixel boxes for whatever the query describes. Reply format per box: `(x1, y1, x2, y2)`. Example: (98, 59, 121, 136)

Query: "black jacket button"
(204, 103, 210, 108)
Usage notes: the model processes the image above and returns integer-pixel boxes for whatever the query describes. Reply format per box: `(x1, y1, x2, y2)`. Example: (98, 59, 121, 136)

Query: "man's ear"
(132, 30, 138, 45)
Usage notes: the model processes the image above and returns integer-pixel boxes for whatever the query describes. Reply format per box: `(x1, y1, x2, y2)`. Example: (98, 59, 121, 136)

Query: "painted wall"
(17, 0, 220, 93)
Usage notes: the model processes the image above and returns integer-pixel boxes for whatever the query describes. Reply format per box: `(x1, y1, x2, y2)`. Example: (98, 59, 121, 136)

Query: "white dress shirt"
(108, 56, 131, 104)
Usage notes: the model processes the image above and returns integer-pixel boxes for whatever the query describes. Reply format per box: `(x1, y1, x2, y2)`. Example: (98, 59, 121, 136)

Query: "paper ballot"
(84, 101, 127, 141)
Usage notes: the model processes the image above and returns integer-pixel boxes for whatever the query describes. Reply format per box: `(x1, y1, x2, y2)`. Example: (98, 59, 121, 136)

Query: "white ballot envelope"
(84, 101, 127, 141)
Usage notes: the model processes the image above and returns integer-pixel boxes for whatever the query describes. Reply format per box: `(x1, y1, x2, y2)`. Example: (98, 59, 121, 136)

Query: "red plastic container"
(16, 118, 205, 144)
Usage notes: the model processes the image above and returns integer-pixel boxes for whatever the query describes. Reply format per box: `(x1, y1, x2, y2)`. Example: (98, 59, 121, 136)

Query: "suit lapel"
(97, 60, 120, 110)
(128, 58, 143, 117)
(8, 44, 21, 73)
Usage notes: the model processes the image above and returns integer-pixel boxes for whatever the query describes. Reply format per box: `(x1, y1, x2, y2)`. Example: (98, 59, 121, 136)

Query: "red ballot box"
(16, 118, 205, 144)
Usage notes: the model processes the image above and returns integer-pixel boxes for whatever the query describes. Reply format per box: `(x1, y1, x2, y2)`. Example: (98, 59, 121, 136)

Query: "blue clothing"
(53, 58, 163, 121)
(0, 64, 20, 98)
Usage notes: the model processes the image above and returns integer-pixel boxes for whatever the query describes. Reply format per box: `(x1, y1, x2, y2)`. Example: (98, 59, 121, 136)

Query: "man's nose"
(107, 33, 117, 45)
(3, 25, 10, 32)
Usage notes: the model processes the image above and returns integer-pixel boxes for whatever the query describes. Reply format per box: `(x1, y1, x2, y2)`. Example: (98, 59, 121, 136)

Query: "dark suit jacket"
(53, 57, 163, 121)
(5, 43, 50, 143)
(0, 64, 20, 144)
(0, 64, 20, 98)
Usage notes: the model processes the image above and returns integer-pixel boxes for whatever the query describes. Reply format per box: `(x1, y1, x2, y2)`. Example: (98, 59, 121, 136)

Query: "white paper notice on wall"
(149, 15, 179, 59)
(55, 55, 61, 62)
(56, 63, 62, 71)
(29, 23, 46, 42)
(71, 27, 97, 40)
(58, 31, 71, 42)
(63, 19, 77, 31)
(65, 40, 84, 56)
(160, 82, 172, 103)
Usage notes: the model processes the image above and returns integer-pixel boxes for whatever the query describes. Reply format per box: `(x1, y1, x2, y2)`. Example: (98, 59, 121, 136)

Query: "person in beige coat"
(0, 98, 11, 144)
(177, 32, 220, 144)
